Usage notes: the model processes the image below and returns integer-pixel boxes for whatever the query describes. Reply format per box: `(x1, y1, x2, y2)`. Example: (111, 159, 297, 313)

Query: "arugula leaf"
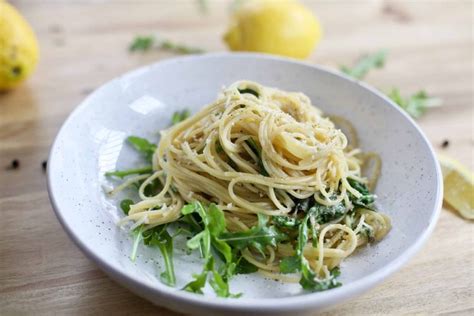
(273, 215, 301, 228)
(388, 89, 442, 119)
(244, 138, 269, 176)
(127, 136, 157, 161)
(310, 203, 347, 224)
(209, 268, 242, 298)
(120, 199, 134, 215)
(347, 178, 375, 208)
(340, 50, 387, 80)
(238, 88, 259, 98)
(295, 210, 342, 291)
(182, 257, 213, 294)
(300, 265, 341, 291)
(130, 225, 145, 261)
(219, 213, 287, 256)
(143, 225, 176, 286)
(181, 202, 240, 297)
(105, 166, 153, 179)
(235, 257, 258, 274)
(293, 197, 313, 213)
(215, 141, 224, 154)
(279, 255, 300, 274)
(129, 36, 154, 52)
(171, 110, 191, 125)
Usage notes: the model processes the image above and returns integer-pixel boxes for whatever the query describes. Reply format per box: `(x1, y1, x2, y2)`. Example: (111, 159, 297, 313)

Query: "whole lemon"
(0, 0, 39, 90)
(224, 0, 322, 59)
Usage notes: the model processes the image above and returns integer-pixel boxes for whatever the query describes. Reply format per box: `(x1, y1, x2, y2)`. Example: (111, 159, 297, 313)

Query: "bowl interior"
(48, 53, 441, 312)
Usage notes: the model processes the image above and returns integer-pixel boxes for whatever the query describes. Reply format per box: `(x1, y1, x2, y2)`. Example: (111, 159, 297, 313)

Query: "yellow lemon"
(0, 0, 39, 90)
(438, 154, 474, 220)
(224, 0, 322, 59)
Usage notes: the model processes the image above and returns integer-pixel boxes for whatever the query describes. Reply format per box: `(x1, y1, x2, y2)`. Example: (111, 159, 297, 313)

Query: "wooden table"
(1, 1, 473, 314)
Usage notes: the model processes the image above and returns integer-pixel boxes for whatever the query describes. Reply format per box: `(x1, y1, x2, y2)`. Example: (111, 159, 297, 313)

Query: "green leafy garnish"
(105, 166, 153, 179)
(127, 136, 157, 161)
(387, 89, 442, 119)
(238, 88, 259, 98)
(296, 208, 342, 291)
(341, 50, 387, 80)
(273, 215, 301, 228)
(235, 257, 258, 274)
(347, 178, 376, 209)
(310, 202, 347, 224)
(143, 225, 176, 286)
(244, 138, 269, 176)
(105, 136, 155, 178)
(129, 36, 154, 52)
(292, 197, 347, 225)
(220, 213, 287, 256)
(130, 225, 145, 261)
(171, 110, 191, 125)
(120, 199, 134, 215)
(279, 255, 300, 274)
(181, 202, 241, 297)
(183, 257, 213, 294)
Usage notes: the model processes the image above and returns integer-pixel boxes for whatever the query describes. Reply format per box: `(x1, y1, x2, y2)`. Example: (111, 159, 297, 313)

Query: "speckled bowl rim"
(47, 52, 443, 313)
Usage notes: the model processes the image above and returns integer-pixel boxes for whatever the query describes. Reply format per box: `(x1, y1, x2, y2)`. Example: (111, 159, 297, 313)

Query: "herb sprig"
(387, 89, 442, 119)
(129, 35, 205, 54)
(340, 50, 442, 119)
(181, 202, 241, 297)
(341, 50, 387, 80)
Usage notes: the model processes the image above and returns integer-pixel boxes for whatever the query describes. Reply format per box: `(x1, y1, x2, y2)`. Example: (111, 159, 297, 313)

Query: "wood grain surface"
(1, 0, 473, 315)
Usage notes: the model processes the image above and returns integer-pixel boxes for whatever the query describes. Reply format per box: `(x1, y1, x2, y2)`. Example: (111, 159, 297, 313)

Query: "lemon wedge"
(438, 154, 474, 220)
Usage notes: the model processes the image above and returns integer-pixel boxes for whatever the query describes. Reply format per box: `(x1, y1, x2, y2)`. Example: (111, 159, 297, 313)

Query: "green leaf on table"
(387, 89, 442, 119)
(129, 35, 205, 55)
(160, 40, 205, 55)
(196, 0, 209, 14)
(129, 36, 155, 52)
(340, 50, 387, 80)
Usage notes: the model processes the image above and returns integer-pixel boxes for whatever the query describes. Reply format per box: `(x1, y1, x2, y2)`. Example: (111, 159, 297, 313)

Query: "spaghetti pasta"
(111, 80, 391, 292)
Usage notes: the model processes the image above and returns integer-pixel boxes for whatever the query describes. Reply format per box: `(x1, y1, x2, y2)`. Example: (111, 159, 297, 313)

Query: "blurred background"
(1, 0, 472, 315)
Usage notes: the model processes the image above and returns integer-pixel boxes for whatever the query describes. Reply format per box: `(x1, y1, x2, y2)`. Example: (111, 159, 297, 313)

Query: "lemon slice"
(438, 154, 474, 220)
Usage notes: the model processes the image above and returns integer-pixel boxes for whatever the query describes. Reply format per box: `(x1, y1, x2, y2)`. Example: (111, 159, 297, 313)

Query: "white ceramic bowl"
(47, 53, 442, 315)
